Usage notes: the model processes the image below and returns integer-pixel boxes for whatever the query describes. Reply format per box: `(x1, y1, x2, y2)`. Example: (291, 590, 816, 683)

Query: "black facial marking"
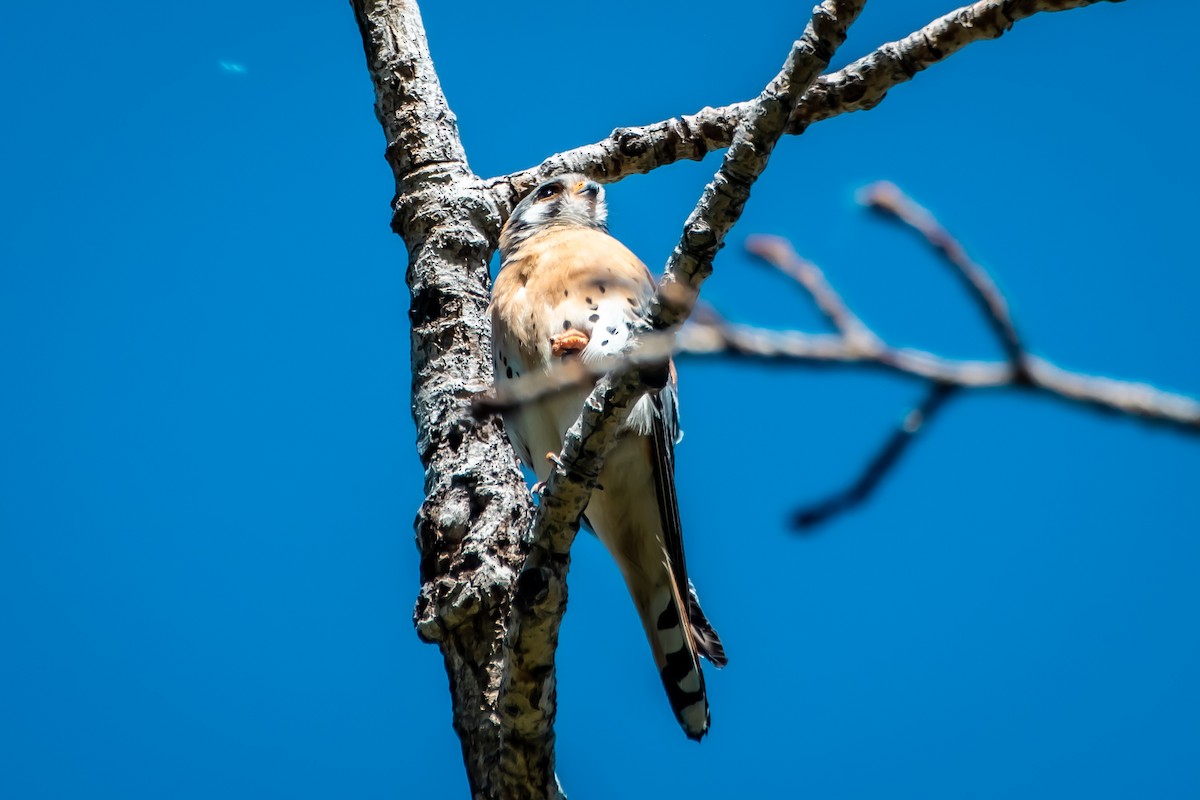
(506, 366, 513, 379)
(563, 320, 571, 330)
(563, 290, 569, 297)
(585, 297, 592, 304)
(588, 313, 599, 322)
(606, 326, 618, 335)
(600, 339, 609, 346)
(598, 284, 606, 294)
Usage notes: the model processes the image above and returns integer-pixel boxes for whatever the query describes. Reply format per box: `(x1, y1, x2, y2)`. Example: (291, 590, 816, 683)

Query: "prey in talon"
(550, 328, 590, 358)
(489, 173, 726, 741)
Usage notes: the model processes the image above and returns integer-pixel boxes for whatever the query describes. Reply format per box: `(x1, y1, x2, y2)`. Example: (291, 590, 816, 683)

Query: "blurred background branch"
(677, 182, 1200, 529)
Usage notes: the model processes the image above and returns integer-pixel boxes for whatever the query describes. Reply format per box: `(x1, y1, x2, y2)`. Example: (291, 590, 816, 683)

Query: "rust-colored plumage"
(491, 174, 725, 741)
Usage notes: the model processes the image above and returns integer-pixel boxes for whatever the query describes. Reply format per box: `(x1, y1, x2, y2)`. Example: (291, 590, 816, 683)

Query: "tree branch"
(351, 2, 553, 798)
(484, 196, 1199, 533)
(497, 0, 867, 765)
(792, 383, 959, 529)
(680, 312, 1200, 431)
(652, 0, 867, 327)
(861, 181, 1026, 372)
(488, 0, 1124, 211)
(533, 0, 868, 567)
(677, 184, 1199, 527)
(745, 234, 878, 349)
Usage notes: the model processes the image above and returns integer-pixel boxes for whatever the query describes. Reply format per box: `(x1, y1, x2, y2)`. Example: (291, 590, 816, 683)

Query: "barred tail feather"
(645, 581, 710, 741)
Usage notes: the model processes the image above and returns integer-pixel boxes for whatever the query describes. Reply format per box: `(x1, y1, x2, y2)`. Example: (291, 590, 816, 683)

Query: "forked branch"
(680, 184, 1200, 528)
(498, 0, 868, 774)
(489, 0, 1126, 211)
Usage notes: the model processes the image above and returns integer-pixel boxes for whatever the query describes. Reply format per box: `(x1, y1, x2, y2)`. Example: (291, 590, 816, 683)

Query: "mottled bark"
(350, 2, 544, 797)
(490, 0, 1125, 211)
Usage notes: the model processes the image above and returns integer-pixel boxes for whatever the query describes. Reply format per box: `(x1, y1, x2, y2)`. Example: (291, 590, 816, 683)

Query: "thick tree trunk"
(349, 2, 549, 797)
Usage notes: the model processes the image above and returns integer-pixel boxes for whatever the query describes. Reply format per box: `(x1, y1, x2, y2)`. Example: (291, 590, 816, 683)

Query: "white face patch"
(518, 202, 551, 227)
(590, 189, 608, 227)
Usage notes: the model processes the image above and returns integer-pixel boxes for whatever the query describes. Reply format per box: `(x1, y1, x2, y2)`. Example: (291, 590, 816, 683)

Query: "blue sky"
(2, 1, 1198, 798)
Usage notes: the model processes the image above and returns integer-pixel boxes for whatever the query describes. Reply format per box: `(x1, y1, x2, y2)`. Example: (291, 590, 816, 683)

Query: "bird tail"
(638, 576, 725, 741)
(686, 580, 728, 669)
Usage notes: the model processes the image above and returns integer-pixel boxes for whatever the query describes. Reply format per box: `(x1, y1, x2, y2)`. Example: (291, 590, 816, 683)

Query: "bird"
(490, 173, 727, 740)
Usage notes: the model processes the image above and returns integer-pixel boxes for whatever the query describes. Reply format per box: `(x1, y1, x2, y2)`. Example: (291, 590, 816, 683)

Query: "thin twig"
(861, 181, 1027, 373)
(792, 383, 958, 530)
(681, 181, 1198, 527)
(746, 234, 879, 351)
(471, 332, 678, 417)
(683, 318, 1200, 431)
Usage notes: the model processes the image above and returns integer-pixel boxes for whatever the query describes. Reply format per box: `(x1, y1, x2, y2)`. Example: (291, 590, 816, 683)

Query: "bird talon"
(545, 451, 564, 469)
(550, 329, 590, 358)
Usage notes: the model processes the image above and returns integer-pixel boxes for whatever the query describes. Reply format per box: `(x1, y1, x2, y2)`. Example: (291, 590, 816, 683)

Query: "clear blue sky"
(2, 2, 1198, 798)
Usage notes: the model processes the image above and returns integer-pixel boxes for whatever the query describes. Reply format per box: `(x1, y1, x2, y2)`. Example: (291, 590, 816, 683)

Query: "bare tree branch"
(496, 0, 867, 769)
(350, 2, 557, 798)
(676, 183, 1200, 527)
(488, 0, 1124, 211)
(483, 172, 1199, 535)
(471, 333, 680, 417)
(680, 312, 1200, 432)
(483, 295, 1199, 539)
(745, 234, 879, 349)
(792, 383, 959, 530)
(528, 0, 868, 556)
(651, 0, 868, 327)
(861, 181, 1026, 372)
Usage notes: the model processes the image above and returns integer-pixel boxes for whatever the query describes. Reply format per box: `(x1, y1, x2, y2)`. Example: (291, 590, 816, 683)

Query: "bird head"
(501, 174, 608, 250)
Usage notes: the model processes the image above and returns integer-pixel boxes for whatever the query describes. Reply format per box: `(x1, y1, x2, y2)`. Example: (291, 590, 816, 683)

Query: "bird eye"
(535, 184, 560, 201)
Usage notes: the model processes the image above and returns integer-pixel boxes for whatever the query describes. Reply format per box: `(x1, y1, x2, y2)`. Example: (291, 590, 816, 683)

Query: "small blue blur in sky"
(1, 2, 1198, 798)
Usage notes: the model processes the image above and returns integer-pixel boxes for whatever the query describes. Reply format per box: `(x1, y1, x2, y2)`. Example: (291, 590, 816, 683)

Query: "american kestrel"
(491, 173, 726, 740)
